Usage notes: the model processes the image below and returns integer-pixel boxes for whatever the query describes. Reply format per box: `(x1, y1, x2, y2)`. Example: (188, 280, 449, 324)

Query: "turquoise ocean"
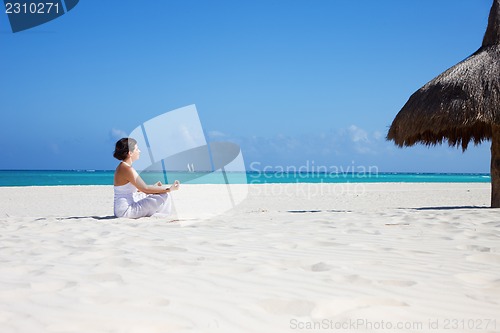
(0, 170, 491, 187)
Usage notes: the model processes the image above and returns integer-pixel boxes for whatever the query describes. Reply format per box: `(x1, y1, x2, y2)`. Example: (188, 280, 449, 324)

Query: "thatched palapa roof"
(387, 0, 500, 151)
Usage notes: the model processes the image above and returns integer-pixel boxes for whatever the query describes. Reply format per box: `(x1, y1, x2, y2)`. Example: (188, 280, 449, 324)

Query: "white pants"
(115, 192, 172, 219)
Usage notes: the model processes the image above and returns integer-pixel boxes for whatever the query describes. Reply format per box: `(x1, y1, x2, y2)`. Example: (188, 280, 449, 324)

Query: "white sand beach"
(0, 183, 499, 333)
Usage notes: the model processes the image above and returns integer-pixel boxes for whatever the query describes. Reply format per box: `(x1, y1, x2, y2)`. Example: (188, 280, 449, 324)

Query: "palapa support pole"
(487, 0, 500, 208)
(491, 125, 500, 208)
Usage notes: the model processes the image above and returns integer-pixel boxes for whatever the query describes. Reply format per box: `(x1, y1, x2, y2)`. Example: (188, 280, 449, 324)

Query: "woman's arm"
(132, 174, 168, 194)
(123, 166, 179, 194)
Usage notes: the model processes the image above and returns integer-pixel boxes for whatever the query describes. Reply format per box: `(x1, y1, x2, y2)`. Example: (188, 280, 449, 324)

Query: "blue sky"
(0, 0, 494, 172)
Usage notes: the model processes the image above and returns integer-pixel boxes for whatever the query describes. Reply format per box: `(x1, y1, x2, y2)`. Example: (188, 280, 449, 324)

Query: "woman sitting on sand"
(113, 137, 180, 218)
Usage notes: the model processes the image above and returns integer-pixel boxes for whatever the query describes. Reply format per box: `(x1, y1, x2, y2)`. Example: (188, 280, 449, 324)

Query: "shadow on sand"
(287, 210, 352, 213)
(57, 215, 117, 221)
(413, 206, 491, 211)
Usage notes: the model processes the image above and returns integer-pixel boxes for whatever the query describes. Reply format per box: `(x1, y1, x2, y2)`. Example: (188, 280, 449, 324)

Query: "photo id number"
(5, 2, 60, 14)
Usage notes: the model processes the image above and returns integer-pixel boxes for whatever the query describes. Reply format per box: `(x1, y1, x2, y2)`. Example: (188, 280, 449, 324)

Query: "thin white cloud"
(217, 125, 488, 173)
(348, 125, 369, 143)
(109, 128, 128, 141)
(373, 131, 383, 141)
(207, 125, 390, 171)
(207, 130, 227, 139)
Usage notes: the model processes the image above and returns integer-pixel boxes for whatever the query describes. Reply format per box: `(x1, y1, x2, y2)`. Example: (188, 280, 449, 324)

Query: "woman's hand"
(169, 180, 180, 192)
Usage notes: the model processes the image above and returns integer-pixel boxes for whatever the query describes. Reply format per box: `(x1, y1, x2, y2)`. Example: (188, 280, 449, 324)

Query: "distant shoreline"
(0, 170, 491, 187)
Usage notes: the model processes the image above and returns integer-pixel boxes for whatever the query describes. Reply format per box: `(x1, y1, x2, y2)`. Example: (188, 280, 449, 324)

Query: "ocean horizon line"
(0, 169, 491, 175)
(0, 170, 491, 187)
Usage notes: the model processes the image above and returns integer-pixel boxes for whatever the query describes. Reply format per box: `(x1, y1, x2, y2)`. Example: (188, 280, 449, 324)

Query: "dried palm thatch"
(387, 0, 500, 207)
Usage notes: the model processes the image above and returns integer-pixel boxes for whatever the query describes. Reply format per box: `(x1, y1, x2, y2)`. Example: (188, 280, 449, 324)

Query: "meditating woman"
(113, 137, 180, 218)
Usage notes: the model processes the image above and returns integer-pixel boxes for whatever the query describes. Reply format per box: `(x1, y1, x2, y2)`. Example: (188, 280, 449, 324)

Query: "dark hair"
(113, 138, 137, 161)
